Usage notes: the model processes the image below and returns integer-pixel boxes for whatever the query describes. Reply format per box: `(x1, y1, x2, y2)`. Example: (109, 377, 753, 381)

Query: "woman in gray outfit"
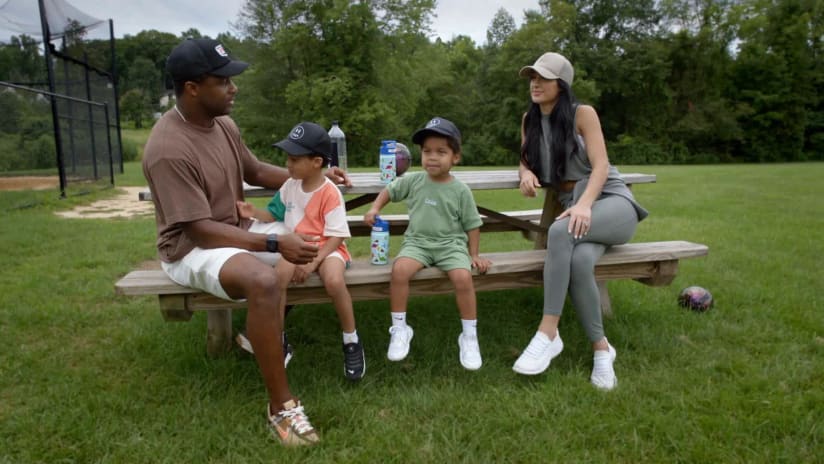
(512, 52, 648, 390)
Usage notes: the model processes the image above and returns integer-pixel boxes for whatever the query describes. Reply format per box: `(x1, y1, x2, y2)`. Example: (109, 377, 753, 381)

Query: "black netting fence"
(1, 0, 122, 197)
(1, 81, 114, 196)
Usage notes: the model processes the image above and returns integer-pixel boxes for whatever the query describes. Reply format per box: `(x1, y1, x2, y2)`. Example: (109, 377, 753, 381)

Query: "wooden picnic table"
(122, 169, 713, 357)
(139, 170, 656, 248)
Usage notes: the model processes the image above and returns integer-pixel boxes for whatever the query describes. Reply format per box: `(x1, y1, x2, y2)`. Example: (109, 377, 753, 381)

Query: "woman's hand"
(557, 203, 592, 239)
(519, 170, 541, 197)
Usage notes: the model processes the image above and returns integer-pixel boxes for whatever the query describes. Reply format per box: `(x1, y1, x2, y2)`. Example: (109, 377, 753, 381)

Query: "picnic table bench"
(119, 170, 709, 356)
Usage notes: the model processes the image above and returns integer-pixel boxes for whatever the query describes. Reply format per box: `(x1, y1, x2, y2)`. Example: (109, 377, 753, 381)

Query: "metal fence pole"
(38, 0, 67, 198)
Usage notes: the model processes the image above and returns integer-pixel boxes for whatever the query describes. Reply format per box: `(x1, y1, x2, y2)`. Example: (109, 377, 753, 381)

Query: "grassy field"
(0, 162, 822, 463)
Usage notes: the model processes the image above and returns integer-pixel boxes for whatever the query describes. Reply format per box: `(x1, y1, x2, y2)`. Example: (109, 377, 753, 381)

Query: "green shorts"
(397, 241, 470, 271)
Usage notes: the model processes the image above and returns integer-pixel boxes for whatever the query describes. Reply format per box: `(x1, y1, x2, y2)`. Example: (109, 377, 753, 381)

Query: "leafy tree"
(732, 0, 816, 161)
(486, 8, 516, 47)
(0, 35, 45, 83)
(119, 88, 151, 128)
(233, 0, 437, 166)
(124, 56, 162, 105)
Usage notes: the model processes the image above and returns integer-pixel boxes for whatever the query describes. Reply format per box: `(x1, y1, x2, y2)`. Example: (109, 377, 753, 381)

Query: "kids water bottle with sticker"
(370, 216, 390, 265)
(379, 140, 397, 184)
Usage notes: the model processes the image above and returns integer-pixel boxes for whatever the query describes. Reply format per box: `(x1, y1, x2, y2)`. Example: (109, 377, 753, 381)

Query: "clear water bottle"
(328, 121, 347, 171)
(370, 216, 390, 265)
(379, 140, 397, 184)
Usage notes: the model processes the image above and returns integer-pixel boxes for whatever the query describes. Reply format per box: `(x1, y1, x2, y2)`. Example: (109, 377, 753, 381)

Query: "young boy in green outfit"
(364, 117, 492, 370)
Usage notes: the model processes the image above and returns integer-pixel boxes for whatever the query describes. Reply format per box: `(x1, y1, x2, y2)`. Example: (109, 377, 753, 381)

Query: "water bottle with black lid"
(328, 121, 347, 171)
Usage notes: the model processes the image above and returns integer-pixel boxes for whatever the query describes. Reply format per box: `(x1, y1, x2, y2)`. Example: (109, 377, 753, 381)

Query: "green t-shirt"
(387, 171, 483, 247)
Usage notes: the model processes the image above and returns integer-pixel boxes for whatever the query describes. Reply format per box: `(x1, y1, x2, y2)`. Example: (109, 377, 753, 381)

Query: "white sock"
(391, 312, 407, 328)
(461, 319, 477, 337)
(343, 330, 358, 344)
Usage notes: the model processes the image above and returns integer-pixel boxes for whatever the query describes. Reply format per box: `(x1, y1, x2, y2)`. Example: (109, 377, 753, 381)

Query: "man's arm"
(181, 219, 319, 264)
(244, 158, 291, 190)
(244, 158, 352, 189)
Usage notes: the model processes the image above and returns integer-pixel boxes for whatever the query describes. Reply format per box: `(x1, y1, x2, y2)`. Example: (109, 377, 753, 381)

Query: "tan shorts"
(161, 220, 289, 301)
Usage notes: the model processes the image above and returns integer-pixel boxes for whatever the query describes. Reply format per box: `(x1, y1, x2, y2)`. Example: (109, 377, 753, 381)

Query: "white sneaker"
(387, 325, 414, 361)
(458, 333, 482, 370)
(512, 330, 564, 375)
(591, 343, 617, 390)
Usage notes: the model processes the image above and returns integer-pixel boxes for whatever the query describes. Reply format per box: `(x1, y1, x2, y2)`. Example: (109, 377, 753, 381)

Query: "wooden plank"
(346, 209, 545, 236)
(115, 241, 708, 300)
(139, 171, 656, 201)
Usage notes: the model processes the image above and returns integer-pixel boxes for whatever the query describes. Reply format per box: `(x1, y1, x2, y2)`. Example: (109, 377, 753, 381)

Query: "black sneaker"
(342, 341, 365, 381)
(236, 331, 294, 368)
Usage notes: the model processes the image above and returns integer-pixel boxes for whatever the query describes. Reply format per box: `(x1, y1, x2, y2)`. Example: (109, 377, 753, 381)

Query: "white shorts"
(161, 221, 289, 301)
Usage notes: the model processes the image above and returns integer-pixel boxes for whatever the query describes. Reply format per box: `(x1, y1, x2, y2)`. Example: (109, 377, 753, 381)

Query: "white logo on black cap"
(290, 126, 305, 139)
(214, 44, 228, 57)
(427, 118, 441, 128)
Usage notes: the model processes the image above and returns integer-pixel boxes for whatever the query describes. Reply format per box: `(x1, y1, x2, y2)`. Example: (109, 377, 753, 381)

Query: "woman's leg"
(567, 195, 638, 349)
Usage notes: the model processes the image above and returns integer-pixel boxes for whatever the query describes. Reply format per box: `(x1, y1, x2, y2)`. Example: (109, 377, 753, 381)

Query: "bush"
(608, 135, 670, 164)
(120, 137, 140, 162)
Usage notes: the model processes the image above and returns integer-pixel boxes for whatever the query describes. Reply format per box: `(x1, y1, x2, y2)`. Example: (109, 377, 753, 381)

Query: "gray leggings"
(543, 194, 639, 342)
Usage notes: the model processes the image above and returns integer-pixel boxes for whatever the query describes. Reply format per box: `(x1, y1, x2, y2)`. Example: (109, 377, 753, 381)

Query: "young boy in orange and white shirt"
(237, 121, 364, 381)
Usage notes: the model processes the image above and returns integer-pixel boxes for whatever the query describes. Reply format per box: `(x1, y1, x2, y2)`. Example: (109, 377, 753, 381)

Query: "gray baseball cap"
(519, 52, 574, 86)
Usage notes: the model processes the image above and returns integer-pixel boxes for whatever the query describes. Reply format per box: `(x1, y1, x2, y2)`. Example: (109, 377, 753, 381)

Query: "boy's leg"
(317, 257, 354, 332)
(387, 256, 424, 361)
(318, 256, 364, 380)
(446, 268, 476, 320)
(390, 257, 425, 313)
(447, 267, 482, 370)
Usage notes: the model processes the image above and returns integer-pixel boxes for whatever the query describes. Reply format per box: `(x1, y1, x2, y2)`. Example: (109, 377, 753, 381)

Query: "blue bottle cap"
(372, 216, 389, 232)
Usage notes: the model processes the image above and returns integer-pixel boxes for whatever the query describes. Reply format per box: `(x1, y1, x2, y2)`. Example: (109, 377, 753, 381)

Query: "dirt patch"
(0, 176, 59, 191)
(55, 186, 155, 219)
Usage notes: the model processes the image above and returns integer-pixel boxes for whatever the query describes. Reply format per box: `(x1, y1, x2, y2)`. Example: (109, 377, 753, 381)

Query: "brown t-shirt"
(142, 110, 257, 262)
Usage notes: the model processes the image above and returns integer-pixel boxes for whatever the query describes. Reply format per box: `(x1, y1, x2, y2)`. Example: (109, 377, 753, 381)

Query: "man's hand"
(325, 166, 352, 187)
(277, 233, 320, 264)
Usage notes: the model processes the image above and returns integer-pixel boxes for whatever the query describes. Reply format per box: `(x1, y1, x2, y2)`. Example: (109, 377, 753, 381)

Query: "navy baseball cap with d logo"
(273, 122, 333, 158)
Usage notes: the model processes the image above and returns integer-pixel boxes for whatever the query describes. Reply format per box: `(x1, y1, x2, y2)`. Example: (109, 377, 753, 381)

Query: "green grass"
(1, 162, 822, 463)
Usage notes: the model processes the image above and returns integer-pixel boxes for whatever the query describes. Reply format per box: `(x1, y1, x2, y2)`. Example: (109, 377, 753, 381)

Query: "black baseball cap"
(273, 122, 333, 158)
(166, 38, 249, 82)
(412, 117, 462, 145)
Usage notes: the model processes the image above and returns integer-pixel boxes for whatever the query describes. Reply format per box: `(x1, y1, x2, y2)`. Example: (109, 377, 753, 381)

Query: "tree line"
(2, 0, 821, 169)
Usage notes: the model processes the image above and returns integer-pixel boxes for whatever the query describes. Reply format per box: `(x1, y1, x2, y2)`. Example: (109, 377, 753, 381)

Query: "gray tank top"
(538, 109, 648, 221)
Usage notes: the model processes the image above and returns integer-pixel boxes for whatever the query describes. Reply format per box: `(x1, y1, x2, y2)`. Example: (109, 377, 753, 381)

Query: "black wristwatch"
(265, 234, 279, 253)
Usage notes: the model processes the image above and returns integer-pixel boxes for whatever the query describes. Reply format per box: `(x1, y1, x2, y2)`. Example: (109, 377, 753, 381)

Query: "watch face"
(267, 235, 278, 253)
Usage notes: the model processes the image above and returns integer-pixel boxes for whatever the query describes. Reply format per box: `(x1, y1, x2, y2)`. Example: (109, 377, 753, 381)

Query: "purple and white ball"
(395, 142, 411, 176)
(678, 286, 714, 312)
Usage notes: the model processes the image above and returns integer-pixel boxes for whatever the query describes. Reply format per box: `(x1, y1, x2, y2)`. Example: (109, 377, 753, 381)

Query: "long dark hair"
(520, 79, 579, 188)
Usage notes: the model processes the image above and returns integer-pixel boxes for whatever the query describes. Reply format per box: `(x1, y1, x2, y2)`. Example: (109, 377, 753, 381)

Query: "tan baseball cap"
(519, 52, 574, 86)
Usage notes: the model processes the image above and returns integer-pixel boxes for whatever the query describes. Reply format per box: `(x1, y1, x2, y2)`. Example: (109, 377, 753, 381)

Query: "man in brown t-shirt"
(142, 38, 350, 446)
